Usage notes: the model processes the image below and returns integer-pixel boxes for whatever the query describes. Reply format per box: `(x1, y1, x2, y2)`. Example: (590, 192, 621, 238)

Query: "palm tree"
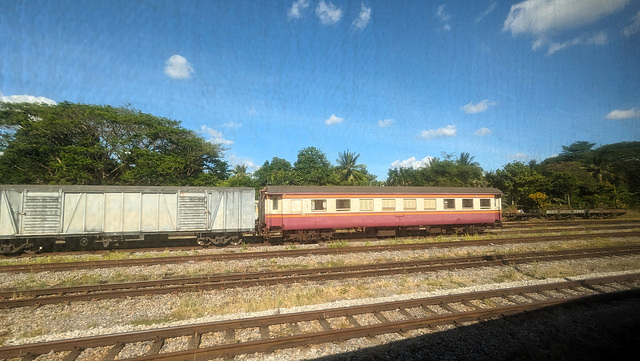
(456, 152, 479, 167)
(336, 150, 368, 184)
(232, 164, 248, 178)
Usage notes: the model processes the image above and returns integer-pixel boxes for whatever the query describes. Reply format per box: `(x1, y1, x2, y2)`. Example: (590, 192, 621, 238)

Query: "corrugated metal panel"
(22, 192, 61, 234)
(178, 193, 207, 230)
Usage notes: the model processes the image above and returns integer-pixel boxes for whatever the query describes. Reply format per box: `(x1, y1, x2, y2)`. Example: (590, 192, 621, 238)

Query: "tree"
(554, 141, 596, 163)
(386, 154, 483, 187)
(539, 162, 594, 207)
(456, 152, 479, 167)
(0, 102, 229, 185)
(486, 161, 544, 207)
(253, 157, 294, 187)
(232, 164, 248, 178)
(387, 166, 421, 186)
(292, 147, 336, 185)
(335, 150, 375, 185)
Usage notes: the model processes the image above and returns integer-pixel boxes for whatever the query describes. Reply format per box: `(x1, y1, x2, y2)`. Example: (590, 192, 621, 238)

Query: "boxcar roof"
(264, 186, 502, 195)
(0, 185, 254, 193)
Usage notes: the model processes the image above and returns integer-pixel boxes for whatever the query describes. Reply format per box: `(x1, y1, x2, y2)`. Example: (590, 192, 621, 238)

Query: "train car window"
(462, 199, 474, 209)
(360, 199, 373, 211)
(444, 199, 456, 209)
(403, 199, 416, 210)
(311, 199, 327, 211)
(336, 199, 351, 211)
(382, 199, 396, 211)
(424, 199, 436, 210)
(480, 199, 491, 209)
(272, 197, 280, 211)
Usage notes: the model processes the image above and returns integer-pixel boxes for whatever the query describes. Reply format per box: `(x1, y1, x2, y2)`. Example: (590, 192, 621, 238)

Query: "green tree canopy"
(486, 161, 544, 207)
(292, 147, 336, 185)
(253, 157, 294, 187)
(386, 154, 483, 187)
(0, 102, 229, 185)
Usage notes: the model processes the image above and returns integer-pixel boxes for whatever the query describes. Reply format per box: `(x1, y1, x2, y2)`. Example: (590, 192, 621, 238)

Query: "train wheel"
(212, 236, 229, 247)
(229, 237, 242, 246)
(79, 237, 89, 247)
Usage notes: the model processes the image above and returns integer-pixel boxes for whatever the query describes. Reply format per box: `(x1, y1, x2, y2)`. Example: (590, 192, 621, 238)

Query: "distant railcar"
(0, 185, 255, 254)
(502, 208, 626, 221)
(259, 186, 503, 241)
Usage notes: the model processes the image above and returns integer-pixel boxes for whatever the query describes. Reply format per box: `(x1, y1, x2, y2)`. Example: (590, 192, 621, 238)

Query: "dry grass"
(161, 255, 640, 322)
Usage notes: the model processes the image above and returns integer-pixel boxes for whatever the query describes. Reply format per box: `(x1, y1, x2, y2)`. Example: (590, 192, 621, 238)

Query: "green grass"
(327, 240, 349, 248)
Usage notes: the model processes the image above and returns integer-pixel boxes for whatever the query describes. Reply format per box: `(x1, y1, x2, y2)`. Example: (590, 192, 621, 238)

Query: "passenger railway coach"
(259, 186, 503, 241)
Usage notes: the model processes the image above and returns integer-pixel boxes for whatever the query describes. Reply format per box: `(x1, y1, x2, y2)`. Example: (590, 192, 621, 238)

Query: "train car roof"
(264, 186, 503, 195)
(0, 185, 255, 192)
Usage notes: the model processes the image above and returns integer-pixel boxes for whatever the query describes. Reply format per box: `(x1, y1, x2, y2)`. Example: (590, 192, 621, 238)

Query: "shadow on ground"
(311, 290, 640, 361)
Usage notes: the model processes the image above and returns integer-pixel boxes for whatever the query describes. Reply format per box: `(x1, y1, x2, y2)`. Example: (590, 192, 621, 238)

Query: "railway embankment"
(1, 221, 639, 360)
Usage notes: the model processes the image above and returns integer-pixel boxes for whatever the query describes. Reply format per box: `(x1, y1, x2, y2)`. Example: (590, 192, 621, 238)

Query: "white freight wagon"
(0, 185, 255, 254)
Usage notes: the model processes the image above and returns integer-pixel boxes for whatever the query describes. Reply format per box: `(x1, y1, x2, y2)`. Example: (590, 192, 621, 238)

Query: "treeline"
(1, 103, 638, 209)
(0, 102, 227, 185)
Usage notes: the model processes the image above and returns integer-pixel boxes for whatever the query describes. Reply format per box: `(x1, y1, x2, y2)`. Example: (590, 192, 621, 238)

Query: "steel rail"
(501, 219, 640, 228)
(3, 219, 634, 260)
(1, 231, 639, 274)
(1, 273, 638, 360)
(491, 224, 640, 234)
(2, 245, 640, 308)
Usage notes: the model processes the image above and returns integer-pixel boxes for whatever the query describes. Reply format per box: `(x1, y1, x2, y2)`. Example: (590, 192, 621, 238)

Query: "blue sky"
(1, 0, 639, 179)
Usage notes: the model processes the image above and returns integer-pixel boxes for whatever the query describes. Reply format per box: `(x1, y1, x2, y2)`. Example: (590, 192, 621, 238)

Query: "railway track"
(501, 219, 640, 228)
(1, 273, 638, 360)
(3, 219, 636, 260)
(3, 245, 639, 309)
(1, 230, 639, 274)
(492, 224, 640, 234)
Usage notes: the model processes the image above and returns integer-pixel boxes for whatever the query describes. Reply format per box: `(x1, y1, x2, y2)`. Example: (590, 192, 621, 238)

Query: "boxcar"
(259, 186, 503, 241)
(0, 185, 255, 253)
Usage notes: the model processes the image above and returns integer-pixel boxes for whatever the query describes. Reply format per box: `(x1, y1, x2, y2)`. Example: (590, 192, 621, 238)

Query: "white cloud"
(288, 0, 310, 20)
(475, 127, 492, 136)
(435, 4, 452, 31)
(377, 118, 394, 127)
(325, 114, 344, 125)
(0, 91, 56, 105)
(223, 122, 243, 128)
(461, 100, 496, 114)
(510, 152, 530, 160)
(200, 125, 233, 145)
(546, 31, 607, 55)
(606, 108, 640, 120)
(353, 3, 372, 29)
(316, 1, 342, 25)
(164, 55, 194, 79)
(622, 10, 640, 37)
(391, 156, 434, 169)
(420, 125, 457, 140)
(503, 0, 629, 36)
(228, 154, 260, 172)
(476, 2, 497, 22)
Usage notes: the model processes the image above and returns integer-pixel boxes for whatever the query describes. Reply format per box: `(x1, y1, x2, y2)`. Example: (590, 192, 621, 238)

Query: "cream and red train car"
(259, 186, 503, 241)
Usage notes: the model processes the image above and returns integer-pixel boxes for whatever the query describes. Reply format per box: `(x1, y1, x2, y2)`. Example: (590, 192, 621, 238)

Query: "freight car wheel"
(79, 237, 89, 247)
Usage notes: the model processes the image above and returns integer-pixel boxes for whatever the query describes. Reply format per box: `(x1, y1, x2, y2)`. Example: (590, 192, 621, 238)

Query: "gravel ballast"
(1, 234, 639, 360)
